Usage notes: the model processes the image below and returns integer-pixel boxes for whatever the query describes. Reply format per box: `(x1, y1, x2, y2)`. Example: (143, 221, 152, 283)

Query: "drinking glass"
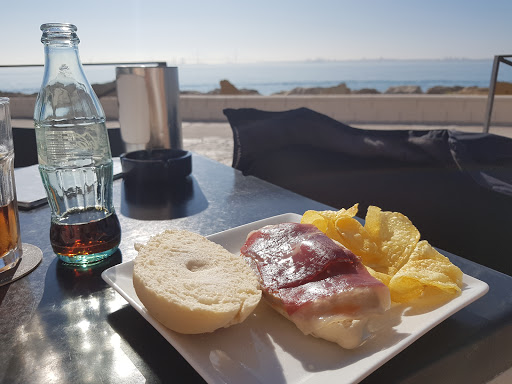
(0, 98, 22, 272)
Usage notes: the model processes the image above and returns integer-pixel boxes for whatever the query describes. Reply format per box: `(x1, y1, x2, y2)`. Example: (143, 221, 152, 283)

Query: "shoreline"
(180, 79, 502, 96)
(3, 79, 512, 98)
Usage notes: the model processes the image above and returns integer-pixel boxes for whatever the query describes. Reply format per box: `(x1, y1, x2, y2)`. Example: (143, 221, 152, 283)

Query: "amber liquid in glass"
(50, 209, 121, 263)
(0, 200, 19, 257)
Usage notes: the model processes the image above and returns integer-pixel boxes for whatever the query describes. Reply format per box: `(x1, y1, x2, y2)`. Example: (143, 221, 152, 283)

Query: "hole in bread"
(186, 260, 209, 272)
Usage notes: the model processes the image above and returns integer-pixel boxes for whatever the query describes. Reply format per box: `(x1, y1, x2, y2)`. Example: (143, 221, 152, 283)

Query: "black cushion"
(224, 107, 512, 276)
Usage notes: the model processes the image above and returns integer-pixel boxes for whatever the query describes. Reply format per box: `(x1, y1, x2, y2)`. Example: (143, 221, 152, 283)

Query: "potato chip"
(303, 205, 383, 268)
(334, 216, 382, 269)
(301, 204, 359, 244)
(363, 206, 420, 275)
(389, 240, 463, 303)
(364, 205, 382, 239)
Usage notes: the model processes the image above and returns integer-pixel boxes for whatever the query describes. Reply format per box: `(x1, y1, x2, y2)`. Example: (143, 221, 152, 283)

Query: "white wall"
(9, 94, 512, 126)
(179, 95, 512, 125)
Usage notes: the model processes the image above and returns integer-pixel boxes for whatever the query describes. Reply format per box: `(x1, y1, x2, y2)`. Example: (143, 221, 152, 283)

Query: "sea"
(1, 59, 511, 96)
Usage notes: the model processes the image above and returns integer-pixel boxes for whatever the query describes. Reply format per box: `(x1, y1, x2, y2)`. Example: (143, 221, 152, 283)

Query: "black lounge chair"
(225, 107, 512, 276)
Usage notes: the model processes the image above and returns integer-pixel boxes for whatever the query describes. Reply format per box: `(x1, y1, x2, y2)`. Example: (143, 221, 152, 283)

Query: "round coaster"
(0, 244, 43, 287)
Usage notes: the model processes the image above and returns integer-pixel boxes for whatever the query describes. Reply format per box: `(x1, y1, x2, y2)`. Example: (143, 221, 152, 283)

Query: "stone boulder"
(426, 83, 512, 95)
(351, 88, 381, 94)
(385, 85, 423, 94)
(92, 81, 117, 97)
(219, 79, 240, 95)
(457, 86, 488, 95)
(276, 82, 351, 95)
(426, 86, 464, 94)
(180, 90, 204, 95)
(496, 81, 512, 95)
(210, 79, 259, 95)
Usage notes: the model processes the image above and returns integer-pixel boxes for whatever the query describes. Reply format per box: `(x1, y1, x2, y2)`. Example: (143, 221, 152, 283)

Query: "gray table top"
(1, 154, 511, 383)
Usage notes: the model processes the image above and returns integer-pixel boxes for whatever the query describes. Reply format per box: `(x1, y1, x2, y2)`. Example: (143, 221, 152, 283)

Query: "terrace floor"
(182, 121, 512, 166)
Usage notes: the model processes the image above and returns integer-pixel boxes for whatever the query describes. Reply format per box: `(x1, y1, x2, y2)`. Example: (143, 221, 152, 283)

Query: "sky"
(1, 0, 512, 66)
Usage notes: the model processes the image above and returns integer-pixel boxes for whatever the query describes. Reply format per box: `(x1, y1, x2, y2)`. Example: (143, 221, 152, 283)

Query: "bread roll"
(133, 230, 262, 334)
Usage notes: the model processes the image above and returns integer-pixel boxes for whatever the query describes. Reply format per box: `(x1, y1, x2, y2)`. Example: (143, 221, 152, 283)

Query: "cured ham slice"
(241, 222, 391, 348)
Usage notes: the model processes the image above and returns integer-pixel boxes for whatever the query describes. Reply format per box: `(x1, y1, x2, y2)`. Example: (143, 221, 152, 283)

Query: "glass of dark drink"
(0, 98, 22, 272)
(34, 24, 121, 265)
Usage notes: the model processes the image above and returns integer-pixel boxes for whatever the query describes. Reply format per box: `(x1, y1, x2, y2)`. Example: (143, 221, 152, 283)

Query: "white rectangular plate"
(102, 213, 489, 384)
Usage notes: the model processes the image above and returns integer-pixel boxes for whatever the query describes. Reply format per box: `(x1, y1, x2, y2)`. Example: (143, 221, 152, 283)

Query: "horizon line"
(0, 56, 500, 68)
(168, 57, 498, 66)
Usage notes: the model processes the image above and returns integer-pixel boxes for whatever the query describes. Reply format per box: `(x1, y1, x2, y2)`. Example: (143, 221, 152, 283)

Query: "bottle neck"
(40, 23, 87, 88)
(35, 23, 105, 123)
(42, 43, 87, 86)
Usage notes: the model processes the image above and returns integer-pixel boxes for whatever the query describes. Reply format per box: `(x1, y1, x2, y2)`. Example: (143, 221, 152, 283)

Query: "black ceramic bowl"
(120, 149, 192, 183)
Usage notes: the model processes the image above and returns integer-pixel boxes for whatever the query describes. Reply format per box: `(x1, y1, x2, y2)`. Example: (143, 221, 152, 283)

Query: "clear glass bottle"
(34, 23, 121, 265)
